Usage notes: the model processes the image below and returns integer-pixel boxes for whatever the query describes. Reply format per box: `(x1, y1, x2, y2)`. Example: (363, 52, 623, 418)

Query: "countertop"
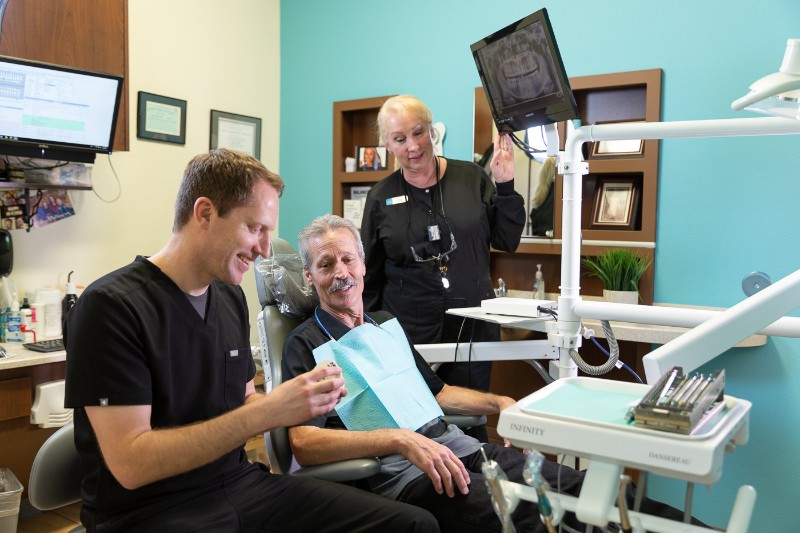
(453, 291, 766, 348)
(0, 341, 65, 371)
(0, 289, 768, 372)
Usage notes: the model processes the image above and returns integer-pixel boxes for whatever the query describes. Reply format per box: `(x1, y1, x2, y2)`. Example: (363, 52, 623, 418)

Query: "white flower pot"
(603, 289, 639, 304)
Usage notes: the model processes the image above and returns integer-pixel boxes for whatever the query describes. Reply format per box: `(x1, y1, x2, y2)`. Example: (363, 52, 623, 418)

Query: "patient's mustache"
(329, 278, 357, 293)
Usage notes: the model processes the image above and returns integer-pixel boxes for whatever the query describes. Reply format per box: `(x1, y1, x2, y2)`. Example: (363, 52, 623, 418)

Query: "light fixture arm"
(558, 117, 800, 382)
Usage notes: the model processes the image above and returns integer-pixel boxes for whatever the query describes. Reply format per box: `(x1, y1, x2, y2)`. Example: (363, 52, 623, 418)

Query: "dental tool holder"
(497, 377, 755, 532)
(633, 366, 727, 435)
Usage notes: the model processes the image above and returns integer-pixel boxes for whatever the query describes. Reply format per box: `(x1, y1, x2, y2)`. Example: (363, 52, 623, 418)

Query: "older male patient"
(282, 214, 587, 532)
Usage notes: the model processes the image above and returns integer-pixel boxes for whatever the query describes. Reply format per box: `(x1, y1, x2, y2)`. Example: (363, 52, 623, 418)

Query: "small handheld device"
(314, 359, 340, 381)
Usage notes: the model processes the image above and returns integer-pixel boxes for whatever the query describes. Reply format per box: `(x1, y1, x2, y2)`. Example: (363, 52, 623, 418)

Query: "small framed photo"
(590, 177, 640, 229)
(210, 110, 262, 160)
(137, 92, 187, 144)
(355, 145, 387, 171)
(590, 121, 644, 159)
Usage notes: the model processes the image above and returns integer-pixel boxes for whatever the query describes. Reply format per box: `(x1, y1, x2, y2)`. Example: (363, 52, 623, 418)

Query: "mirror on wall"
(474, 87, 556, 238)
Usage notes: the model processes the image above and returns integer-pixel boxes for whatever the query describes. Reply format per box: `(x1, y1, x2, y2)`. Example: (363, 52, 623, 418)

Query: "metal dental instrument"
(481, 446, 517, 533)
(670, 375, 698, 406)
(678, 374, 706, 408)
(685, 375, 714, 409)
(656, 367, 679, 405)
(617, 475, 633, 533)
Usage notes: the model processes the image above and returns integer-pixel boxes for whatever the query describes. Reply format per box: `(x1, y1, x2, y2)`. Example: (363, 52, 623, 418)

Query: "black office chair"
(28, 422, 86, 533)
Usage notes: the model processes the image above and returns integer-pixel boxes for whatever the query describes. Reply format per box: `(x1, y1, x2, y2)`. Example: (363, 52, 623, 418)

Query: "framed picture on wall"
(590, 120, 644, 159)
(590, 177, 640, 229)
(210, 110, 262, 159)
(355, 146, 387, 171)
(137, 92, 187, 144)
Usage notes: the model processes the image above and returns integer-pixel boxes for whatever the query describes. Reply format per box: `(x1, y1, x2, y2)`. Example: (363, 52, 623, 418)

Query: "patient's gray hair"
(298, 214, 366, 268)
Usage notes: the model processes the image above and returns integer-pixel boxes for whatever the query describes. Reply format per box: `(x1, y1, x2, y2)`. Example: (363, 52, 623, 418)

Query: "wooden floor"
(17, 502, 82, 533)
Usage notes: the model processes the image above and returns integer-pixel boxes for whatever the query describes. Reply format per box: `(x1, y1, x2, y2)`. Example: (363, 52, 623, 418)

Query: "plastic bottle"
(496, 278, 507, 297)
(20, 297, 33, 342)
(0, 277, 13, 341)
(62, 272, 79, 338)
(37, 287, 62, 338)
(0, 306, 6, 342)
(5, 299, 23, 342)
(533, 264, 545, 300)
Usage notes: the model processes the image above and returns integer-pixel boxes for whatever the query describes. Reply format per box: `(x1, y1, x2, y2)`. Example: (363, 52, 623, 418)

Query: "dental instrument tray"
(632, 366, 726, 435)
(498, 376, 751, 484)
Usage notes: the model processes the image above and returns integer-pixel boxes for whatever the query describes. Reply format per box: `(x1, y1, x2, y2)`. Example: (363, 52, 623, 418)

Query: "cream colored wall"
(8, 0, 280, 345)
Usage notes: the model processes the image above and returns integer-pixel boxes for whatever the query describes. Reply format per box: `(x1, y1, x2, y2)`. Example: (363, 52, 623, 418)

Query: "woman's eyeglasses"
(409, 232, 457, 288)
(409, 233, 457, 263)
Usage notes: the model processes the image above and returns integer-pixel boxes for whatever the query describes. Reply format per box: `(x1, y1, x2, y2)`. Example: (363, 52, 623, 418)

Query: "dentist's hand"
(267, 366, 347, 428)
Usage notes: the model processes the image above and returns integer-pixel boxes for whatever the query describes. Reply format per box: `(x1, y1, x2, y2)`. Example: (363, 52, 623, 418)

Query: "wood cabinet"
(332, 96, 395, 216)
(0, 362, 65, 498)
(484, 69, 663, 304)
(0, 0, 129, 152)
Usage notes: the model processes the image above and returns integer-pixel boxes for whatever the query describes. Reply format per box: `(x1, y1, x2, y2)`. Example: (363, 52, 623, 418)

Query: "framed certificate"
(210, 110, 262, 159)
(137, 92, 187, 144)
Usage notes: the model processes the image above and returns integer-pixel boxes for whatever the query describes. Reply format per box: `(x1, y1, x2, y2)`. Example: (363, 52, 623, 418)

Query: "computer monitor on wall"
(471, 8, 578, 134)
(0, 55, 124, 164)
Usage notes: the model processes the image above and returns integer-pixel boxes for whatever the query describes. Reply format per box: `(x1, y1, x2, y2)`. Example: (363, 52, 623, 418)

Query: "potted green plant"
(581, 249, 651, 303)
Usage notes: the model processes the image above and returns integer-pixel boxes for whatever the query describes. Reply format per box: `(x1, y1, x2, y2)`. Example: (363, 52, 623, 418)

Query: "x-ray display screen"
(472, 9, 577, 133)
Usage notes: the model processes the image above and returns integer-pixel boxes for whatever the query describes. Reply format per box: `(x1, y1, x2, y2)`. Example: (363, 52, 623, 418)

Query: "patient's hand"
(400, 431, 471, 497)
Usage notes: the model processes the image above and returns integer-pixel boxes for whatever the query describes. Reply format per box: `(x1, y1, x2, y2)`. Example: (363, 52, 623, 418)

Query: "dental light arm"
(557, 117, 800, 382)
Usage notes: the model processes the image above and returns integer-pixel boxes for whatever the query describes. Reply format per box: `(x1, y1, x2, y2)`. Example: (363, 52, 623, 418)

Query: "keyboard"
(23, 338, 65, 353)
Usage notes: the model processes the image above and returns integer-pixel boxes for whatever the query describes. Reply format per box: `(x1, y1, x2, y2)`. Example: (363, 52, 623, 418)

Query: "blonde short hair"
(376, 95, 433, 144)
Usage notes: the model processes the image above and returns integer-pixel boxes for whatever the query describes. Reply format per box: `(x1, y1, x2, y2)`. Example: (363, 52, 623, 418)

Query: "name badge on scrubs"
(427, 225, 441, 241)
(386, 195, 408, 206)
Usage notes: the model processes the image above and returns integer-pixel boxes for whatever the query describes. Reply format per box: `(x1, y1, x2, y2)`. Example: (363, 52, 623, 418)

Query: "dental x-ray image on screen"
(472, 8, 577, 133)
(481, 22, 560, 108)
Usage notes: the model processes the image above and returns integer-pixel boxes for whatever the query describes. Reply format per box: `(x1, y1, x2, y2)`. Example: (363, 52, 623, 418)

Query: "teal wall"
(280, 1, 800, 529)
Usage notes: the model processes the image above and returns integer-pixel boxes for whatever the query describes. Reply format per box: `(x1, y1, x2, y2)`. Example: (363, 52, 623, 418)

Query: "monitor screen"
(0, 55, 123, 163)
(471, 8, 578, 133)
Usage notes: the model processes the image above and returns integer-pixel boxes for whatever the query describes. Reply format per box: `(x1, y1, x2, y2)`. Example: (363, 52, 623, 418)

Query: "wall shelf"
(0, 182, 92, 191)
(332, 95, 395, 216)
